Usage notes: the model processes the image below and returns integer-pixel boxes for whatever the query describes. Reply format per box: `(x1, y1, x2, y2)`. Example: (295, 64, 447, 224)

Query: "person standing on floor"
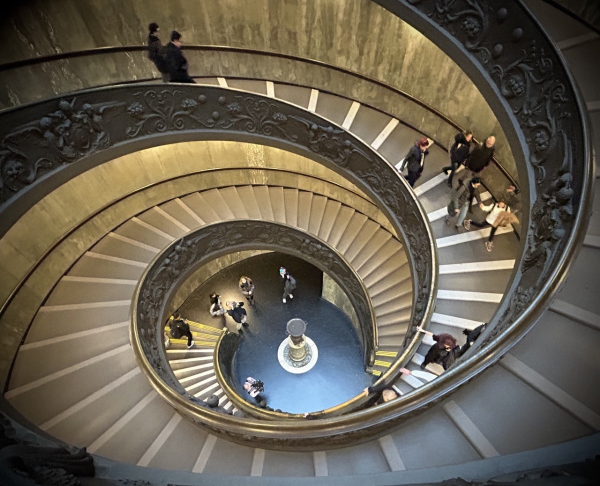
(238, 276, 255, 306)
(465, 135, 495, 178)
(442, 130, 473, 187)
(209, 292, 225, 317)
(463, 200, 518, 252)
(226, 301, 249, 333)
(169, 312, 194, 348)
(445, 177, 483, 230)
(164, 31, 196, 83)
(243, 377, 266, 406)
(280, 267, 296, 303)
(146, 23, 169, 82)
(400, 137, 430, 187)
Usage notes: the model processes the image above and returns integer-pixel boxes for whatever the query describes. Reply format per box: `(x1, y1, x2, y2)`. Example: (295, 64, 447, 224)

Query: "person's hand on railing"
(416, 326, 433, 337)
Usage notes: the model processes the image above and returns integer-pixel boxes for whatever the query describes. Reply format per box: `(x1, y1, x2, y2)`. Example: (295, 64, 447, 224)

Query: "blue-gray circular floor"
(181, 252, 374, 413)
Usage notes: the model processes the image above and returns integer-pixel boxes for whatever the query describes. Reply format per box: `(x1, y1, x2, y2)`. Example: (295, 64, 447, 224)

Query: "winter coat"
(466, 143, 495, 173)
(227, 303, 247, 323)
(164, 41, 190, 82)
(480, 202, 516, 227)
(450, 132, 471, 164)
(169, 318, 190, 339)
(404, 145, 428, 175)
(147, 34, 167, 73)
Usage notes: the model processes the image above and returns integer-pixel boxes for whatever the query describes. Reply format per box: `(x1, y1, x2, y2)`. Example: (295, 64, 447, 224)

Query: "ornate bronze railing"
(133, 220, 378, 418)
(0, 43, 518, 191)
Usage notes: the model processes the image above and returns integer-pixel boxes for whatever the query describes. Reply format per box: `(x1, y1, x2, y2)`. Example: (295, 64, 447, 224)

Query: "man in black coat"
(226, 301, 249, 333)
(164, 30, 196, 83)
(465, 135, 495, 176)
(442, 130, 473, 187)
(400, 137, 430, 187)
(147, 23, 169, 82)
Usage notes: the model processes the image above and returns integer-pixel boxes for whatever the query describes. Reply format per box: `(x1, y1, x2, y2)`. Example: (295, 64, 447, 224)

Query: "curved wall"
(1, 0, 517, 178)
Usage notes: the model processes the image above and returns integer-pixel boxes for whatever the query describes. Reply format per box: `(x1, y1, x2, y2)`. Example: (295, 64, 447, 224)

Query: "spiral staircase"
(0, 0, 598, 484)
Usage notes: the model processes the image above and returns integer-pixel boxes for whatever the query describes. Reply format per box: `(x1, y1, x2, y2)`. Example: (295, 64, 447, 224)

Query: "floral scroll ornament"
(125, 90, 216, 137)
(420, 0, 492, 64)
(219, 96, 298, 142)
(0, 97, 120, 203)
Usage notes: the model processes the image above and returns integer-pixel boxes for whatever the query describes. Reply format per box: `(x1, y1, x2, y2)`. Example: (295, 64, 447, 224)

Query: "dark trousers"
(470, 220, 498, 242)
(170, 73, 196, 83)
(442, 160, 461, 186)
(406, 169, 422, 188)
(183, 329, 193, 346)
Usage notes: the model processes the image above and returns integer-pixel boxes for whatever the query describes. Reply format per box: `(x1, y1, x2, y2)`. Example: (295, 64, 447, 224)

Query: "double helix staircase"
(1, 0, 599, 481)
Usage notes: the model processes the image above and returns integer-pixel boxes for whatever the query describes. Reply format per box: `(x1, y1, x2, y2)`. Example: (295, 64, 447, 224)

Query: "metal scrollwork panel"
(380, 0, 591, 351)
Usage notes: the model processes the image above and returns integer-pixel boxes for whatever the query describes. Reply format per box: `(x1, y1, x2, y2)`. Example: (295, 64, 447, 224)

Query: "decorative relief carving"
(221, 96, 298, 141)
(397, 0, 586, 358)
(0, 97, 121, 203)
(125, 89, 215, 137)
(0, 412, 95, 485)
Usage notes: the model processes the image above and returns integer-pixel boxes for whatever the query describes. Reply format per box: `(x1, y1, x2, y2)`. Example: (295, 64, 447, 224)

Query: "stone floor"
(181, 252, 374, 414)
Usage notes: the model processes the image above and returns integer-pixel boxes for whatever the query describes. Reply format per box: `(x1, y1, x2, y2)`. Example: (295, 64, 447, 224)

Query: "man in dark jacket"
(226, 301, 248, 333)
(164, 31, 196, 83)
(147, 23, 169, 82)
(465, 135, 495, 176)
(442, 130, 472, 187)
(400, 137, 430, 187)
(169, 312, 194, 348)
(445, 177, 483, 229)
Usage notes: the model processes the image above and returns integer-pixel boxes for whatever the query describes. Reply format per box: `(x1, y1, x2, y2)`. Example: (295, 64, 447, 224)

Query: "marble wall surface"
(0, 0, 517, 179)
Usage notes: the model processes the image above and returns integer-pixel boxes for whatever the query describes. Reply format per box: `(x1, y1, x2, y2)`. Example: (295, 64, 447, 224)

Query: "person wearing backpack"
(146, 23, 169, 82)
(169, 312, 194, 348)
(279, 267, 296, 303)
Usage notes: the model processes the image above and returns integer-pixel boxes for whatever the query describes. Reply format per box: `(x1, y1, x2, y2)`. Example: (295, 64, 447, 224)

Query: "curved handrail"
(133, 220, 380, 418)
(0, 43, 518, 189)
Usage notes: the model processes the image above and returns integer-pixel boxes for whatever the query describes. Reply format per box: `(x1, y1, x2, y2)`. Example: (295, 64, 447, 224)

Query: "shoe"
(289, 294, 293, 299)
(187, 340, 195, 349)
(485, 241, 493, 252)
(420, 362, 427, 370)
(447, 180, 452, 188)
(442, 168, 448, 175)
(243, 322, 249, 327)
(463, 219, 471, 230)
(283, 298, 286, 303)
(444, 215, 450, 226)
(164, 337, 170, 349)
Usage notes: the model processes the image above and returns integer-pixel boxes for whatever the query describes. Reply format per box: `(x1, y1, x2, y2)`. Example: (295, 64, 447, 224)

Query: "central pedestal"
(277, 318, 318, 374)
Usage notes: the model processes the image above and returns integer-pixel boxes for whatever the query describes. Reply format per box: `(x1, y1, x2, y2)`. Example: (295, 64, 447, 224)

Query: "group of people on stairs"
(400, 128, 519, 253)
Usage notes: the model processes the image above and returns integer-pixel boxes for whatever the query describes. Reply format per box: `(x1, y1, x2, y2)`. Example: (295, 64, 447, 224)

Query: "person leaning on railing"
(417, 327, 462, 370)
(364, 368, 411, 405)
